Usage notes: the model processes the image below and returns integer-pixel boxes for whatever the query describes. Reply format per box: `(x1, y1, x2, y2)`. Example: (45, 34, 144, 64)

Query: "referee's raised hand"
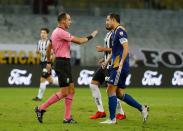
(91, 30, 98, 38)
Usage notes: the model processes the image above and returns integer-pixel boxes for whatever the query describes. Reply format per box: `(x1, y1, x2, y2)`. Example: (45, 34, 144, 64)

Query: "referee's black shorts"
(92, 67, 109, 85)
(55, 57, 73, 87)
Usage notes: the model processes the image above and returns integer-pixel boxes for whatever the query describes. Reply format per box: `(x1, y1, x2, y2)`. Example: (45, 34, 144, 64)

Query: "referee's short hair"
(41, 27, 49, 34)
(57, 12, 67, 22)
(109, 13, 120, 23)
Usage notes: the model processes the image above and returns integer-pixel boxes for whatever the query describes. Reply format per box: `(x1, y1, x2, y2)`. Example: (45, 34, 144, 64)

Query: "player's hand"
(91, 30, 98, 38)
(96, 45, 104, 52)
(98, 58, 104, 64)
(46, 63, 52, 73)
(101, 61, 107, 69)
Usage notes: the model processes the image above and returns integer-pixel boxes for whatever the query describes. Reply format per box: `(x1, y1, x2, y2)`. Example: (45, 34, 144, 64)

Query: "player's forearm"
(102, 48, 112, 52)
(105, 53, 112, 64)
(46, 43, 52, 62)
(72, 37, 89, 45)
(72, 30, 98, 45)
(98, 47, 112, 52)
(96, 45, 112, 52)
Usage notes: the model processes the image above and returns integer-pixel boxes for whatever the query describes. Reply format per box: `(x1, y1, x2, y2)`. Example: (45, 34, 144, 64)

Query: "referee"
(35, 12, 98, 124)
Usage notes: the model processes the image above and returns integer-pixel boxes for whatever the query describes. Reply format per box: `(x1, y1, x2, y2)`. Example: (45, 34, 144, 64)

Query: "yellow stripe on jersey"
(113, 55, 120, 68)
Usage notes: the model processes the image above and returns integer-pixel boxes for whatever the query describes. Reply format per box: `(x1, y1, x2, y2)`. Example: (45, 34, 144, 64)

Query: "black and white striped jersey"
(104, 31, 113, 68)
(37, 39, 50, 62)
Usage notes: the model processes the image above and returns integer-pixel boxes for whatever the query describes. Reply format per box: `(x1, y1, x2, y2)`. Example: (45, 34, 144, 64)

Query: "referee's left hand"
(91, 30, 98, 38)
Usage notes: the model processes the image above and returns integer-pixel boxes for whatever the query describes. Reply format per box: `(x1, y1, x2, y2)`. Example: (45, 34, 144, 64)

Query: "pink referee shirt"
(51, 27, 74, 58)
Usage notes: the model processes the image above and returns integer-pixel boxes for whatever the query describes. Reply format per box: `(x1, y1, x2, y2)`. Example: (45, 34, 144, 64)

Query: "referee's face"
(64, 14, 72, 29)
(106, 15, 113, 30)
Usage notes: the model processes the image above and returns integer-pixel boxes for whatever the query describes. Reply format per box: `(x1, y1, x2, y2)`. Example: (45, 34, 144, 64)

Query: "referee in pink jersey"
(35, 12, 98, 124)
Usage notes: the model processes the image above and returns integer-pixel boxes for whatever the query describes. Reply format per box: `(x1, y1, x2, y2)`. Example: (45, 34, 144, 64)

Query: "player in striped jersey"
(89, 27, 126, 120)
(33, 28, 59, 101)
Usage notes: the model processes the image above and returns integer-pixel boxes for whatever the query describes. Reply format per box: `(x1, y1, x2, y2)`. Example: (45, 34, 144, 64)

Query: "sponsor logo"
(172, 71, 183, 86)
(142, 70, 162, 86)
(77, 70, 94, 85)
(141, 49, 183, 68)
(8, 69, 32, 85)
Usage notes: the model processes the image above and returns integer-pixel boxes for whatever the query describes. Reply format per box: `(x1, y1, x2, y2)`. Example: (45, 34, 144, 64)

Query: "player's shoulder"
(38, 40, 41, 43)
(116, 25, 127, 37)
(116, 25, 126, 33)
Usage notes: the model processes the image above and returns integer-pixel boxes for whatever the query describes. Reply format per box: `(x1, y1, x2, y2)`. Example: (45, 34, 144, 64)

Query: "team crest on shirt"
(119, 31, 123, 36)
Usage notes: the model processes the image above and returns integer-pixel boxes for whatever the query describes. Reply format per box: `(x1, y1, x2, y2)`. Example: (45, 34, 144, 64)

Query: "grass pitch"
(0, 87, 183, 131)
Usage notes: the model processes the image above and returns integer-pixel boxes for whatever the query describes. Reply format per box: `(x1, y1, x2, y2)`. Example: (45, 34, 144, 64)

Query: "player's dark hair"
(109, 13, 120, 23)
(41, 28, 49, 33)
(57, 12, 67, 22)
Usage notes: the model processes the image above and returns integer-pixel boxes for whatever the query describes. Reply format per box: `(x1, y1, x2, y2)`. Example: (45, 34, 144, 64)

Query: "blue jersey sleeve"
(116, 27, 128, 45)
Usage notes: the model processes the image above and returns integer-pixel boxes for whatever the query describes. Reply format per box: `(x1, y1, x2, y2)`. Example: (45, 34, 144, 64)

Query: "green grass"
(0, 87, 183, 131)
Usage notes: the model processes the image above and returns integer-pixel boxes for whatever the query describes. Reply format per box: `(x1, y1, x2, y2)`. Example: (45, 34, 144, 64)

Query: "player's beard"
(106, 26, 112, 31)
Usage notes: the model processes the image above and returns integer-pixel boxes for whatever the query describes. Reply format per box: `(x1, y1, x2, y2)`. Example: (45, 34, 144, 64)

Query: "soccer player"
(34, 12, 98, 124)
(33, 28, 59, 101)
(100, 13, 149, 124)
(89, 30, 125, 120)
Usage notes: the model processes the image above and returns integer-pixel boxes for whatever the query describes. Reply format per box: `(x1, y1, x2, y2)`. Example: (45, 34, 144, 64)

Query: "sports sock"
(89, 83, 104, 112)
(121, 94, 142, 111)
(116, 98, 125, 114)
(109, 95, 117, 120)
(39, 92, 64, 110)
(37, 81, 49, 99)
(64, 93, 74, 120)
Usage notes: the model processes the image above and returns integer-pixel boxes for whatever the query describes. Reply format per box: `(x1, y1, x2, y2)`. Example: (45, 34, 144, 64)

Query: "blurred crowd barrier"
(0, 9, 182, 66)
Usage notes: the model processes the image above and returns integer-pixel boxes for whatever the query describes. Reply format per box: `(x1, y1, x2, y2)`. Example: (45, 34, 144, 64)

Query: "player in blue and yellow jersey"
(100, 13, 149, 124)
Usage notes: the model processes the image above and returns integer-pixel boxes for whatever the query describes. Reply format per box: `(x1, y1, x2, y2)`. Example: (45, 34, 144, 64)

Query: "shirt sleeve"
(61, 30, 74, 42)
(117, 28, 128, 45)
